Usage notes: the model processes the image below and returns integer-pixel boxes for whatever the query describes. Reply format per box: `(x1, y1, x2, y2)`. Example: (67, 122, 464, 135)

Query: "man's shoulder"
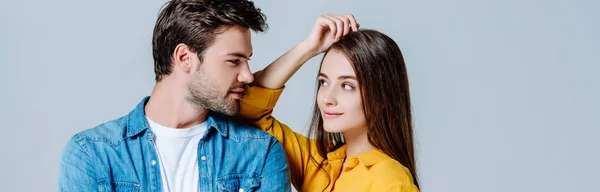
(222, 116, 275, 141)
(70, 115, 130, 146)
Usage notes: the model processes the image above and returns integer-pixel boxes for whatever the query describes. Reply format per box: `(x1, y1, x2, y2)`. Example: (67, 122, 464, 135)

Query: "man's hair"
(152, 0, 267, 81)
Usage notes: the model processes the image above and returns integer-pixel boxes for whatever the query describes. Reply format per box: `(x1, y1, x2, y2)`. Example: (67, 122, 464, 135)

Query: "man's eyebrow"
(225, 52, 252, 59)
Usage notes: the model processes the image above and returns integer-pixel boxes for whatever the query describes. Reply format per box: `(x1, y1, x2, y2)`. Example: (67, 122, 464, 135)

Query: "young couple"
(59, 0, 419, 191)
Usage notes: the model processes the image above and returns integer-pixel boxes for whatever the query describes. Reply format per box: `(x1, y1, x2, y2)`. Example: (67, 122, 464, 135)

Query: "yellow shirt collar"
(326, 145, 391, 166)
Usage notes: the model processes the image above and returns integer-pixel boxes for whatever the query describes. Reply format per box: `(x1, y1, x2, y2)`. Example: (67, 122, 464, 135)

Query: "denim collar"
(124, 96, 229, 139)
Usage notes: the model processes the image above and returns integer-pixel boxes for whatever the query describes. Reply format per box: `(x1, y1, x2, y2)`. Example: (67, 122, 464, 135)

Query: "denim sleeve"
(259, 138, 292, 192)
(59, 136, 98, 191)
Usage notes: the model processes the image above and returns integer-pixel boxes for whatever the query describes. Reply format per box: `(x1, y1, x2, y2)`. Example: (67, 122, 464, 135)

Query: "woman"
(238, 14, 419, 191)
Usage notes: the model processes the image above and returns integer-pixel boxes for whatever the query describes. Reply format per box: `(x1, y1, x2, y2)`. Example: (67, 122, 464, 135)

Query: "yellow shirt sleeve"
(238, 84, 316, 189)
(384, 182, 420, 192)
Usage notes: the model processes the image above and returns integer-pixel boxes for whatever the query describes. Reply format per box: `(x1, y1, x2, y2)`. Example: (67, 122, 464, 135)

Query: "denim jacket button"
(239, 188, 244, 192)
(151, 160, 156, 165)
(201, 156, 207, 161)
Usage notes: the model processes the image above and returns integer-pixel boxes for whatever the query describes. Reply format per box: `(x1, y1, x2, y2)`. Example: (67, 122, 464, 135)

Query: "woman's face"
(317, 49, 367, 134)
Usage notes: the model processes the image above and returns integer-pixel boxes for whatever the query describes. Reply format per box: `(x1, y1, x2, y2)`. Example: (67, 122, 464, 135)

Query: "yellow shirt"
(239, 85, 419, 192)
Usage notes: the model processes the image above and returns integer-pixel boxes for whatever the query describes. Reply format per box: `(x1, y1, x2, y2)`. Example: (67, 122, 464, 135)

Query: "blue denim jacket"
(59, 97, 290, 192)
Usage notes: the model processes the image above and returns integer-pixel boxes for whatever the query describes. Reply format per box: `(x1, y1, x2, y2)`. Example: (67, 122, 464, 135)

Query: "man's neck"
(144, 80, 208, 128)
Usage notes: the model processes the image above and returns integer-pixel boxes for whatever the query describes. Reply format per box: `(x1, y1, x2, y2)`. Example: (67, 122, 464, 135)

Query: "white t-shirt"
(146, 117, 207, 192)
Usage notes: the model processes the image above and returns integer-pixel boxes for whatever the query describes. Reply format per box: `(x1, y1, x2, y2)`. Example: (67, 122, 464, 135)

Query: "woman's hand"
(301, 14, 360, 56)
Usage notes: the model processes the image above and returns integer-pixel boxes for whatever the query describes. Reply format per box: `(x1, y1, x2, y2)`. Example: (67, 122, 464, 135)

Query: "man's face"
(186, 26, 254, 116)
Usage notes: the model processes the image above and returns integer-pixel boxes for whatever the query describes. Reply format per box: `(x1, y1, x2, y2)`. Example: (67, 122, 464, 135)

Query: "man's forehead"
(209, 27, 252, 57)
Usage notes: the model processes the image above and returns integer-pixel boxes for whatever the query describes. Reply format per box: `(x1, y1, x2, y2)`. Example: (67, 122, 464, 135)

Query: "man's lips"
(229, 88, 245, 99)
(230, 87, 245, 93)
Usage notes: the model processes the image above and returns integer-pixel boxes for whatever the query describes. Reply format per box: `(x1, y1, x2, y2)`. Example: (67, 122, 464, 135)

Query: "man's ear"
(172, 43, 193, 73)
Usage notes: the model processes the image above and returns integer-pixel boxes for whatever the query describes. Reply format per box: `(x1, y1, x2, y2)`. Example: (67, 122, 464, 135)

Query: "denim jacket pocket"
(98, 180, 141, 192)
(216, 173, 261, 192)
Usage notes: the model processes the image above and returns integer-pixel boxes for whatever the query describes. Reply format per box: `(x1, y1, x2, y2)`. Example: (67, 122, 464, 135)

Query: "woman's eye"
(319, 80, 328, 87)
(342, 84, 353, 90)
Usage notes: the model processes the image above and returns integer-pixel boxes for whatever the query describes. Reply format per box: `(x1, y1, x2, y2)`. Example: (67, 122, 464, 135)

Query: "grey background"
(1, 0, 598, 191)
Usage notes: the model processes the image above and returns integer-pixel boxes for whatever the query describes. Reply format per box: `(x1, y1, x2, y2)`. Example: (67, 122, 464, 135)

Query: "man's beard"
(186, 69, 244, 116)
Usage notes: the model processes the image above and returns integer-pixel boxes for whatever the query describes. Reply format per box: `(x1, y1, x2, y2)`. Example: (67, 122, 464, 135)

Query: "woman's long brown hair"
(307, 29, 419, 189)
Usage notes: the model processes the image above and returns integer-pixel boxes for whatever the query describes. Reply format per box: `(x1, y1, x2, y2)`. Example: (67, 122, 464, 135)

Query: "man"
(59, 0, 290, 191)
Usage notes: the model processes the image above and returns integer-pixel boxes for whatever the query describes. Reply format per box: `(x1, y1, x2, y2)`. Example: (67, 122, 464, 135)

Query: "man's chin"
(229, 104, 240, 116)
(217, 102, 239, 116)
